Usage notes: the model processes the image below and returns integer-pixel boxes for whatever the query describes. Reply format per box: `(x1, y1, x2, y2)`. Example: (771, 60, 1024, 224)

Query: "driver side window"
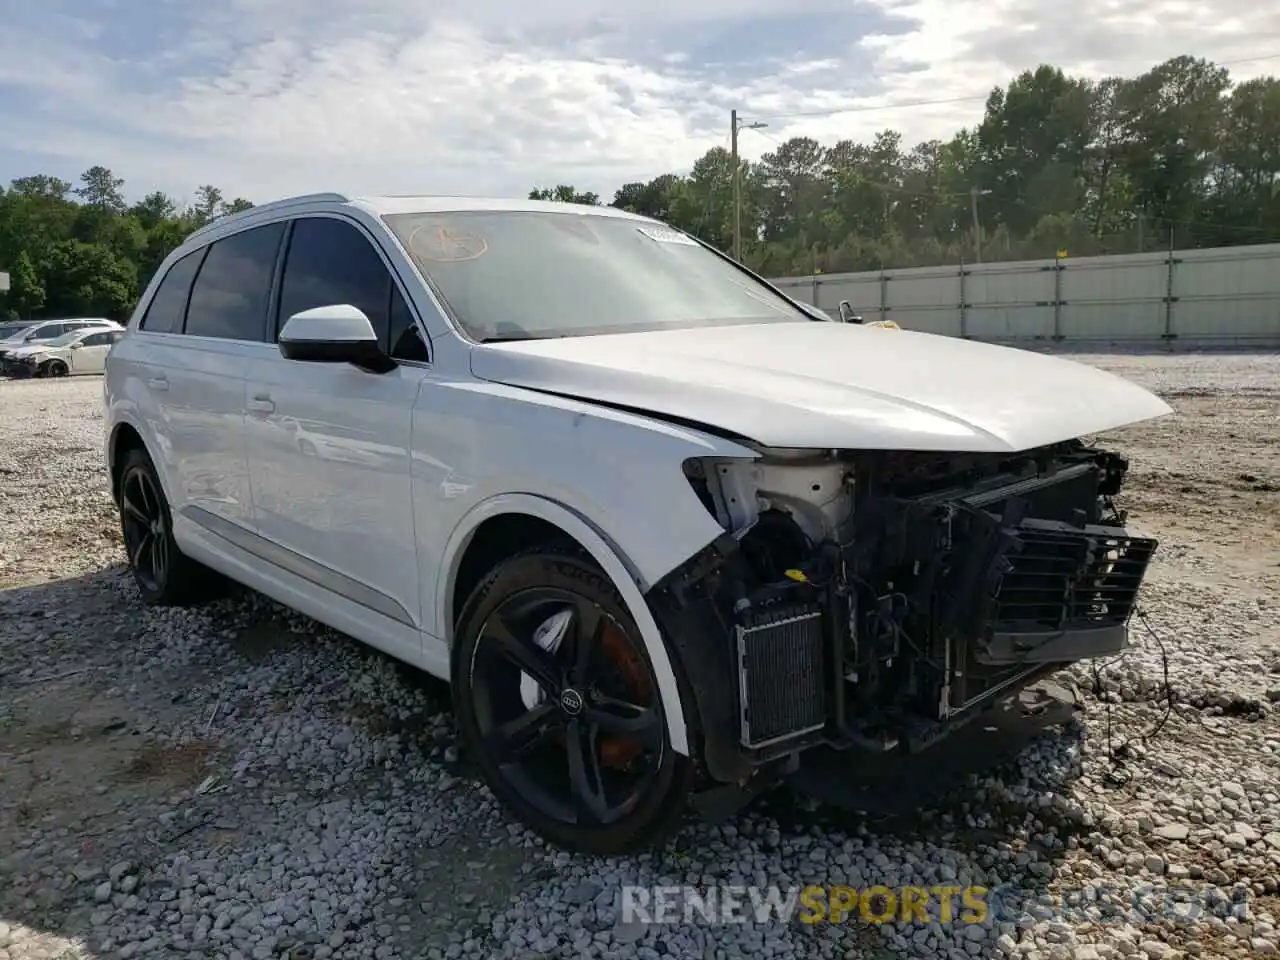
(277, 216, 430, 363)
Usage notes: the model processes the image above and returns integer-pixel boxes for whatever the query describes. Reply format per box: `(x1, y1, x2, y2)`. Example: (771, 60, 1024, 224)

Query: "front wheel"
(44, 359, 68, 377)
(452, 549, 692, 854)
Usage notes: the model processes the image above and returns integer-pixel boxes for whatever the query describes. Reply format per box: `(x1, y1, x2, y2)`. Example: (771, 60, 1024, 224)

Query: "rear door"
(244, 214, 429, 655)
(123, 248, 206, 479)
(145, 223, 286, 534)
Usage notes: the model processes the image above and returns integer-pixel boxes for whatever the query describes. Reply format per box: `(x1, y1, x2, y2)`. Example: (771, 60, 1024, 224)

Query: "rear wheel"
(452, 549, 692, 854)
(117, 447, 224, 605)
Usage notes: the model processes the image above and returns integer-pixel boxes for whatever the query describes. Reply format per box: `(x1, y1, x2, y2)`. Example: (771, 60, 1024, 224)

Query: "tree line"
(536, 55, 1280, 278)
(0, 172, 253, 322)
(2, 54, 1277, 322)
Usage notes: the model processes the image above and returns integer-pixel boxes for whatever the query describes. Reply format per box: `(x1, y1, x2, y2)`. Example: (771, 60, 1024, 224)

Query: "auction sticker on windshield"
(408, 224, 488, 262)
(637, 226, 697, 245)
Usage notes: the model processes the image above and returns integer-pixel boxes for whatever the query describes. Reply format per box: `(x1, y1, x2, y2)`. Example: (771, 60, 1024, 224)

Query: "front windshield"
(36, 332, 83, 348)
(382, 210, 810, 341)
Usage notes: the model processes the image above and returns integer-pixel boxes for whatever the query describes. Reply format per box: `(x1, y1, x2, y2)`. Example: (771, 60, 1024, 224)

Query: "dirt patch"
(115, 741, 219, 786)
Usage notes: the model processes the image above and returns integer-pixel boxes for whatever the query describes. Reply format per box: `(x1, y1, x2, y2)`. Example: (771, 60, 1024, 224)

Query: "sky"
(0, 0, 1277, 207)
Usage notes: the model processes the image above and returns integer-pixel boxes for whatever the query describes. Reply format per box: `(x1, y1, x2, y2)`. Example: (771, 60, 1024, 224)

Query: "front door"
(244, 214, 432, 659)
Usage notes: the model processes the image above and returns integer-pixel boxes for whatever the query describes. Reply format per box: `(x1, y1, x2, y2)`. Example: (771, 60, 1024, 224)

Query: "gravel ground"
(1, 351, 1278, 960)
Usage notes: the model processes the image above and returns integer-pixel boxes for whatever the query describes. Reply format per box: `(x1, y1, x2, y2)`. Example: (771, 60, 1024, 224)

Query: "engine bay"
(676, 439, 1157, 765)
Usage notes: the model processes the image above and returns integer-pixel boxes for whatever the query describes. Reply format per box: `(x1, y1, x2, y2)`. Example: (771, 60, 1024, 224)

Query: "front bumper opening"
(650, 445, 1158, 783)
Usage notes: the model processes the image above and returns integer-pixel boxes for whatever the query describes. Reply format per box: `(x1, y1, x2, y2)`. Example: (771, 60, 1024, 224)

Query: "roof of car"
(30, 321, 115, 330)
(183, 192, 655, 246)
(353, 195, 652, 220)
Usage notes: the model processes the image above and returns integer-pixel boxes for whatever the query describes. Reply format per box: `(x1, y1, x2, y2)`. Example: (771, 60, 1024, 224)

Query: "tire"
(117, 447, 224, 606)
(45, 359, 68, 377)
(297, 438, 317, 457)
(452, 548, 693, 855)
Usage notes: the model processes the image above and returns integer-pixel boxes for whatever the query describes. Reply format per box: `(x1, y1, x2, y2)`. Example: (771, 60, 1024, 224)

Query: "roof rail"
(184, 192, 351, 243)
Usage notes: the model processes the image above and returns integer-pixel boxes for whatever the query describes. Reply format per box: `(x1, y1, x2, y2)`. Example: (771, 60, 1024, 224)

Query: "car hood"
(468, 322, 1173, 452)
(8, 343, 61, 358)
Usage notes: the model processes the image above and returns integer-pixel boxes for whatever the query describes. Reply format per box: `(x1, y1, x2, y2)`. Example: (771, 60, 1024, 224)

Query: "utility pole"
(970, 187, 982, 264)
(730, 110, 767, 262)
(970, 187, 991, 264)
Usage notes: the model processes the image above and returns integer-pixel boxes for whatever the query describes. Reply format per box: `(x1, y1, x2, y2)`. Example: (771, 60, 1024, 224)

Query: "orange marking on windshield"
(408, 223, 488, 262)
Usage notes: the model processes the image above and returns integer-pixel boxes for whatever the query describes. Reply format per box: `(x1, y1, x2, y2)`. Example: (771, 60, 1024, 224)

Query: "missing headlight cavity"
(674, 440, 1156, 758)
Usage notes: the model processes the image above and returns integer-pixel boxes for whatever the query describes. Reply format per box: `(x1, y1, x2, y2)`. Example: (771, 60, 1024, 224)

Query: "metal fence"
(770, 243, 1280, 345)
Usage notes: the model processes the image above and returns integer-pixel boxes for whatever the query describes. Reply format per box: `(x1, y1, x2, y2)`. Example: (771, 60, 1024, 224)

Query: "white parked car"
(7, 326, 125, 378)
(0, 317, 120, 374)
(103, 193, 1172, 853)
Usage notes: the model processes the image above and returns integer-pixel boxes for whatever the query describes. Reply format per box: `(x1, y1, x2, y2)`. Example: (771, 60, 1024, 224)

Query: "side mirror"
(68, 342, 83, 350)
(837, 301, 863, 324)
(278, 304, 395, 373)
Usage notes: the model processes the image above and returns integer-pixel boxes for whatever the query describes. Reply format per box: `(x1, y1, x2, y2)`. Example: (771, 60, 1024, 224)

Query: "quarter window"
(140, 249, 205, 334)
(390, 286, 429, 362)
(277, 216, 428, 361)
(186, 223, 286, 341)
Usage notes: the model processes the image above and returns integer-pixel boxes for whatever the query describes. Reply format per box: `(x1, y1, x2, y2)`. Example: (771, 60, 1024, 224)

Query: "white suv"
(104, 192, 1171, 853)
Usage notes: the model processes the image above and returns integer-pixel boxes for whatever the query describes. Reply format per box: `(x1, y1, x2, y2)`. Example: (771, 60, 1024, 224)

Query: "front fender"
(416, 378, 759, 593)
(437, 492, 697, 755)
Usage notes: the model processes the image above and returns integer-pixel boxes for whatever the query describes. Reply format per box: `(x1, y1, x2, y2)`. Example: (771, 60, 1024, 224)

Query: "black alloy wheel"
(120, 463, 170, 594)
(453, 549, 692, 854)
(45, 359, 68, 377)
(116, 447, 223, 606)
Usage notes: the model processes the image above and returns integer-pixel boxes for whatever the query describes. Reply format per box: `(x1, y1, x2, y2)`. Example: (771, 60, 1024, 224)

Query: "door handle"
(147, 376, 169, 392)
(247, 396, 275, 415)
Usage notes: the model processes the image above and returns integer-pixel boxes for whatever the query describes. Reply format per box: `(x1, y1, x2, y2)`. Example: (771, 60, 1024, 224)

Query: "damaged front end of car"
(646, 439, 1157, 810)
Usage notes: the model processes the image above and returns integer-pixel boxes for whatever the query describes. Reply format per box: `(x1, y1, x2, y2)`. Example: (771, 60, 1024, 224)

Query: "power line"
(745, 51, 1280, 125)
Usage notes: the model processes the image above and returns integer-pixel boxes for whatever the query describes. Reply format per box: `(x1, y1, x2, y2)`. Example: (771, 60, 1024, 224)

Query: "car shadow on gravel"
(1, 564, 1099, 960)
(764, 708, 1092, 858)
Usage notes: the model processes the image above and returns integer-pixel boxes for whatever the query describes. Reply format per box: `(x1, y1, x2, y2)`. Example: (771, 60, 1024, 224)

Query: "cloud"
(0, 0, 1275, 203)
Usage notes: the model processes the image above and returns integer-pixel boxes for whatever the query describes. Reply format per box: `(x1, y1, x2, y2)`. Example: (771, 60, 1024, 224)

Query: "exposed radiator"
(735, 603, 826, 748)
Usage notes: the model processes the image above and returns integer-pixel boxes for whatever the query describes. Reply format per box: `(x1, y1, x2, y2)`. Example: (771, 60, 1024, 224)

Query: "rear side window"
(140, 249, 205, 334)
(186, 223, 286, 341)
(277, 216, 429, 361)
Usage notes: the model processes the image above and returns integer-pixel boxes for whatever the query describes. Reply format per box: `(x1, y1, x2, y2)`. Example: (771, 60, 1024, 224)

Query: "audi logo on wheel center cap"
(558, 688, 585, 715)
